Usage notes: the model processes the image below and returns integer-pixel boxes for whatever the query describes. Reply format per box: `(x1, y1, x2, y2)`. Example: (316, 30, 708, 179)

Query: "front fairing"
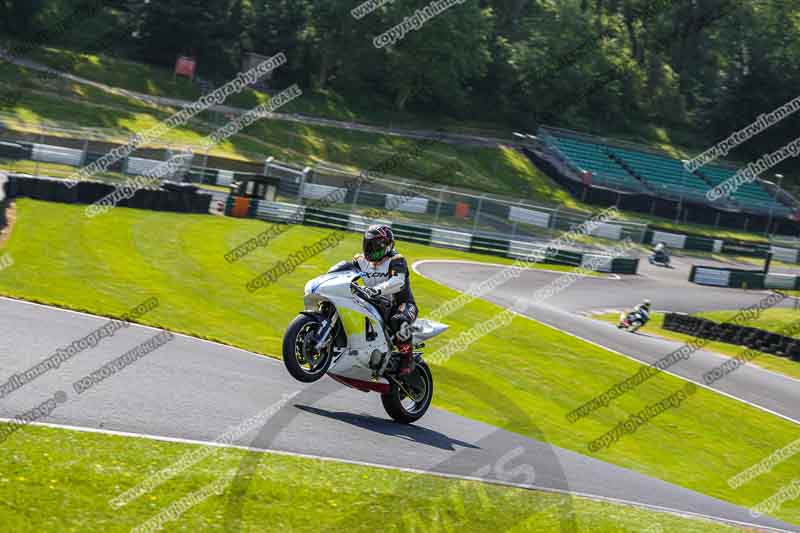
(304, 270, 358, 304)
(303, 270, 385, 341)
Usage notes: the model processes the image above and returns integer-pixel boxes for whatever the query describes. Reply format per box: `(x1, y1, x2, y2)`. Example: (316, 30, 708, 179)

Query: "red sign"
(175, 56, 196, 78)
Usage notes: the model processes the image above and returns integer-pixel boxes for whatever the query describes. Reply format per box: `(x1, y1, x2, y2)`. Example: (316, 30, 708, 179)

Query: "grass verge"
(593, 312, 800, 381)
(0, 425, 745, 532)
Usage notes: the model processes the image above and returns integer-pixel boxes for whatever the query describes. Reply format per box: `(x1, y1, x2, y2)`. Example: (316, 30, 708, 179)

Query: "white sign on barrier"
(385, 194, 427, 214)
(770, 246, 800, 264)
(32, 144, 83, 167)
(765, 273, 797, 290)
(588, 222, 623, 241)
(581, 254, 613, 273)
(694, 267, 730, 287)
(255, 201, 304, 223)
(509, 206, 550, 228)
(126, 157, 164, 176)
(652, 230, 687, 249)
(302, 183, 347, 202)
(431, 227, 471, 250)
(217, 170, 235, 186)
(507, 240, 547, 261)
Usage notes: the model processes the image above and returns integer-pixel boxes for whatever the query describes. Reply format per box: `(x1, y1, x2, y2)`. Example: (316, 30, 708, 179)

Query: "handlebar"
(350, 281, 370, 300)
(350, 281, 391, 308)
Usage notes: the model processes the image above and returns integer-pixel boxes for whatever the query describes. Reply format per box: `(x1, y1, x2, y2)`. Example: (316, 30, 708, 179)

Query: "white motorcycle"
(282, 262, 448, 424)
(617, 308, 650, 333)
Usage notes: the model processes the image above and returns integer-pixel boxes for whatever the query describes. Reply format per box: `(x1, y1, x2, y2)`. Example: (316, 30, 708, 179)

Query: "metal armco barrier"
(687, 265, 794, 290)
(243, 199, 639, 274)
(643, 228, 797, 263)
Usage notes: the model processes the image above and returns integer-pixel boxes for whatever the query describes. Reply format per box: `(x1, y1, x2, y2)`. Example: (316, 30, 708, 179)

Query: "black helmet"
(363, 224, 394, 262)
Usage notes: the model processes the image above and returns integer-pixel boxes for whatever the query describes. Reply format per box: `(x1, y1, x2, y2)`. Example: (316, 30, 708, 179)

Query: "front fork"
(314, 313, 338, 352)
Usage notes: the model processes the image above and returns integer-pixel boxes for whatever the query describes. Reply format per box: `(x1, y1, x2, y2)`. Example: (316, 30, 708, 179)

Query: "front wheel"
(282, 314, 334, 383)
(381, 361, 433, 424)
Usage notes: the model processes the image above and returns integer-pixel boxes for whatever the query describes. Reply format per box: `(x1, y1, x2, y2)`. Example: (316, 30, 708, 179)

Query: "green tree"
(377, 0, 493, 113)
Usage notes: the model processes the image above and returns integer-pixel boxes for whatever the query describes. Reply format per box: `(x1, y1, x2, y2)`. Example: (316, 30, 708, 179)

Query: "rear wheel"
(282, 314, 334, 383)
(381, 361, 433, 424)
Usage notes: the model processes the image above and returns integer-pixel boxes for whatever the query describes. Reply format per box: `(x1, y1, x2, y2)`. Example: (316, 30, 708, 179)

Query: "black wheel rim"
(294, 322, 328, 375)
(398, 366, 430, 415)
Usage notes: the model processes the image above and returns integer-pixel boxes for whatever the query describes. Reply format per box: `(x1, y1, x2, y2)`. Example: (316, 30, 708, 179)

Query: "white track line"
(413, 260, 800, 427)
(0, 417, 792, 533)
(413, 259, 622, 280)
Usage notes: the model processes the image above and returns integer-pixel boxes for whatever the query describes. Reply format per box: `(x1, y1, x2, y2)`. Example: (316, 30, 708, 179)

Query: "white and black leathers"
(351, 250, 415, 306)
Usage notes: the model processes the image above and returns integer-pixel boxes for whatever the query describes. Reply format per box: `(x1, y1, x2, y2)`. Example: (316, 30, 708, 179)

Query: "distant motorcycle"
(282, 263, 448, 424)
(648, 249, 672, 268)
(617, 309, 650, 333)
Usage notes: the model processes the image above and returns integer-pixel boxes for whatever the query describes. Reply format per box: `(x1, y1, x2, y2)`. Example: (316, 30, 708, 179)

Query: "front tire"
(282, 314, 334, 383)
(381, 361, 433, 424)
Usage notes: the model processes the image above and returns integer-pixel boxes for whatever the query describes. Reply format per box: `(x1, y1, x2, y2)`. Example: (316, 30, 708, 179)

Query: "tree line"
(2, 0, 800, 171)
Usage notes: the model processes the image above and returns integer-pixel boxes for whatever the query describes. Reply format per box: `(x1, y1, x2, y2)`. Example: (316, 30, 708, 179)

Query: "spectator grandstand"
(538, 126, 796, 219)
(543, 135, 648, 193)
(698, 165, 793, 217)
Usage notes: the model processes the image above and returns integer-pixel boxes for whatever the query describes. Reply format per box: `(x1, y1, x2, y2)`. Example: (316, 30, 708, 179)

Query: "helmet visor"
(364, 236, 389, 261)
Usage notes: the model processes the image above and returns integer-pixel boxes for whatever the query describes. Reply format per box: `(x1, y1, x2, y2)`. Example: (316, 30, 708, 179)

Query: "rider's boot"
(396, 342, 413, 376)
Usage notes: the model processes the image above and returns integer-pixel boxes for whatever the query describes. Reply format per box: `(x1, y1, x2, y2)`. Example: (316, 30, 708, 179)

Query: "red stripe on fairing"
(329, 373, 390, 394)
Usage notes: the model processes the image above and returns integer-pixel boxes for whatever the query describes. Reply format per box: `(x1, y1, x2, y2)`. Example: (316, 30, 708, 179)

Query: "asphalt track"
(415, 253, 800, 425)
(0, 251, 798, 531)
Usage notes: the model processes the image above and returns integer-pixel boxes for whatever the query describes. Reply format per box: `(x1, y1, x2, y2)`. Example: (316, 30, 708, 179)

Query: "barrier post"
(35, 128, 44, 177)
(434, 187, 445, 225)
(298, 166, 311, 202)
(472, 195, 484, 233)
(198, 147, 209, 184)
(351, 180, 361, 213)
(81, 139, 89, 166)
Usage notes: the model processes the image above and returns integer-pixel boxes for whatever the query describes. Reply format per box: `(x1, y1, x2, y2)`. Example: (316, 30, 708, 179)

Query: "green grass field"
(1, 199, 799, 526)
(25, 46, 514, 136)
(594, 312, 800, 381)
(0, 425, 745, 532)
(696, 307, 800, 336)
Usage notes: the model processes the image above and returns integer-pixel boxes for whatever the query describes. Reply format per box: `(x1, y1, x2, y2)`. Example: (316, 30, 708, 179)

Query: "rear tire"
(381, 361, 433, 424)
(282, 314, 333, 383)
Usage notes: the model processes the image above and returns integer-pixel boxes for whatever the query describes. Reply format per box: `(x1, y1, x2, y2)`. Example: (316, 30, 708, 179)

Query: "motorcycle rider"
(348, 224, 418, 376)
(632, 299, 651, 323)
(619, 299, 651, 329)
(652, 242, 669, 263)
